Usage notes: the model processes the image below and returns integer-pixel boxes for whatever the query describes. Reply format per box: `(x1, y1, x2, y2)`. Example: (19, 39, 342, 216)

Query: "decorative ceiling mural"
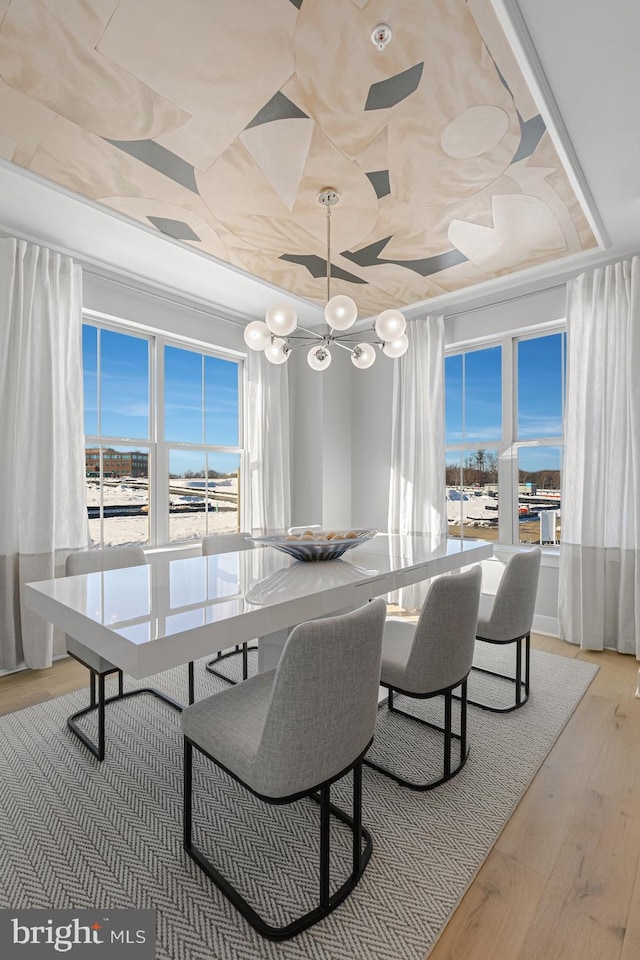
(0, 0, 597, 315)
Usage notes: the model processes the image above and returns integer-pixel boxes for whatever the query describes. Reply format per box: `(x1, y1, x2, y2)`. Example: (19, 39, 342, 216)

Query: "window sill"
(490, 542, 560, 568)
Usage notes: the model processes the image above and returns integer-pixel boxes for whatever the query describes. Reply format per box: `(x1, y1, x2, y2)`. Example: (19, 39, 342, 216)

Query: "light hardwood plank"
(496, 692, 615, 877)
(517, 787, 640, 960)
(0, 658, 86, 716)
(587, 694, 640, 806)
(431, 848, 547, 960)
(621, 857, 640, 960)
(576, 648, 639, 701)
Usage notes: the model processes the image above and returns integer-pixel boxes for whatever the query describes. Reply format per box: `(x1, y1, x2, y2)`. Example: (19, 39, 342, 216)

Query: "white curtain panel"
(388, 315, 447, 609)
(246, 348, 291, 535)
(0, 239, 88, 670)
(559, 257, 640, 654)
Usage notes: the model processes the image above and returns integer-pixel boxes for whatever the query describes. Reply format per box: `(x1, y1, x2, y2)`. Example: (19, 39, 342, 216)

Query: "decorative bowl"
(249, 529, 378, 562)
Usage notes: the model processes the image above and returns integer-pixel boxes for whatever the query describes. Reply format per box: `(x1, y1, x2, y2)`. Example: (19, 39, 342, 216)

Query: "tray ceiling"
(0, 0, 597, 316)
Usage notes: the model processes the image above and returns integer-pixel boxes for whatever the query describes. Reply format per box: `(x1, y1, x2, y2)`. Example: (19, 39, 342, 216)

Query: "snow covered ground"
(87, 478, 238, 547)
(446, 488, 500, 529)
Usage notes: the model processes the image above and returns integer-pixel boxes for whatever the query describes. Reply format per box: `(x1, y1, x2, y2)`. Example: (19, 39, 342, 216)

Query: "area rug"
(0, 647, 597, 960)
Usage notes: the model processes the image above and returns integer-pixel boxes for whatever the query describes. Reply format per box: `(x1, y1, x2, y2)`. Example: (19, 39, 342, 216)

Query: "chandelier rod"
(292, 324, 323, 338)
(326, 200, 332, 305)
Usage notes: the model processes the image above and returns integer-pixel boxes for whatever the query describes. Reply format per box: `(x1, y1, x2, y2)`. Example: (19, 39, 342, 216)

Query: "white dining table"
(23, 534, 492, 680)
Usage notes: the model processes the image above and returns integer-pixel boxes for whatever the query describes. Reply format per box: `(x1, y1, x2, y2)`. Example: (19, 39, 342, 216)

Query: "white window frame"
(445, 320, 565, 547)
(82, 311, 246, 548)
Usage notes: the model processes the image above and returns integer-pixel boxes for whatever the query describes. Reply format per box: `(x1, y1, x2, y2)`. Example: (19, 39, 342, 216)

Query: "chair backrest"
(201, 532, 253, 555)
(479, 547, 541, 642)
(65, 545, 146, 576)
(405, 565, 482, 694)
(252, 598, 387, 798)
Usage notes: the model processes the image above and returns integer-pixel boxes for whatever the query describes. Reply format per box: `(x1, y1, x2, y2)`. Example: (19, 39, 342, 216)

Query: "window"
(165, 344, 241, 543)
(515, 332, 565, 545)
(445, 328, 565, 546)
(83, 319, 243, 548)
(445, 345, 502, 541)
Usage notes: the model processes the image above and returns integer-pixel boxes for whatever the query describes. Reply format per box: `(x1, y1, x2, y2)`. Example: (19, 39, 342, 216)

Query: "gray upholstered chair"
(202, 532, 256, 684)
(365, 566, 482, 791)
(65, 546, 183, 761)
(470, 547, 541, 712)
(181, 598, 387, 940)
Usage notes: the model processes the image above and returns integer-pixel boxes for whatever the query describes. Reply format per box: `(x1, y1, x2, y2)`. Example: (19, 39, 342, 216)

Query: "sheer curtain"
(246, 348, 291, 535)
(0, 239, 88, 670)
(388, 315, 447, 609)
(558, 257, 640, 655)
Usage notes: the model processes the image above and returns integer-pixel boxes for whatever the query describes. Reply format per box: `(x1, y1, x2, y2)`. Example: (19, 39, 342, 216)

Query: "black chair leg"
(352, 762, 362, 874)
(205, 642, 257, 685)
(188, 661, 195, 705)
(460, 679, 468, 767)
(465, 632, 531, 713)
(183, 741, 373, 941)
(365, 682, 470, 790)
(320, 784, 330, 910)
(97, 673, 106, 762)
(67, 664, 186, 762)
(183, 737, 193, 849)
(443, 690, 452, 779)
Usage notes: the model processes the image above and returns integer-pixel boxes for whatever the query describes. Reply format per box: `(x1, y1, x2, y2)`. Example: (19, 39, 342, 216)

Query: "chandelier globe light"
(382, 334, 410, 358)
(243, 187, 409, 371)
(325, 293, 358, 331)
(307, 345, 332, 371)
(264, 337, 289, 364)
(265, 302, 298, 337)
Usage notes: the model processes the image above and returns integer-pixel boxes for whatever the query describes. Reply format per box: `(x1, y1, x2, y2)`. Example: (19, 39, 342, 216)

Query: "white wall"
(444, 284, 566, 345)
(350, 355, 394, 531)
(83, 273, 246, 354)
(289, 346, 353, 529)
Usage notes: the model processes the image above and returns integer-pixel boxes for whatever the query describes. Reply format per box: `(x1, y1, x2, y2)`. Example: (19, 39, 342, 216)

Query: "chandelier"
(243, 188, 409, 371)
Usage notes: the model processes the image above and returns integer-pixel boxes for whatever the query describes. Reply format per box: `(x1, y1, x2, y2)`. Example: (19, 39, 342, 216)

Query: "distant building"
(86, 448, 148, 478)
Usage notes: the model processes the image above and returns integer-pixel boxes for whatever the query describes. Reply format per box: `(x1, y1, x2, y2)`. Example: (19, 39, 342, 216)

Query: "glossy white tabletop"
(24, 535, 492, 678)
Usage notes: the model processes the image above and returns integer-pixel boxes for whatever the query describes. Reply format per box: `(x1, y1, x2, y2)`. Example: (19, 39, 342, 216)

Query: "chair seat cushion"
(66, 635, 117, 674)
(380, 619, 416, 691)
(181, 670, 276, 789)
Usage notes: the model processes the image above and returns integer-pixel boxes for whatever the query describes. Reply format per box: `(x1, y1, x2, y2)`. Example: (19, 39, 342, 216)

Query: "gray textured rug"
(0, 646, 597, 960)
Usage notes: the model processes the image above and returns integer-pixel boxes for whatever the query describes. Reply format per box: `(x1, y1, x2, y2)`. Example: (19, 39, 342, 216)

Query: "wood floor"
(1, 636, 639, 960)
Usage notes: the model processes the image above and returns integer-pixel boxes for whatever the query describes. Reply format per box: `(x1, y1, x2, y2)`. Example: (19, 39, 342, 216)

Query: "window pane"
(86, 444, 150, 548)
(518, 333, 564, 439)
(445, 354, 463, 443)
(99, 330, 149, 439)
(82, 325, 98, 436)
(169, 449, 207, 542)
(464, 347, 502, 441)
(165, 346, 203, 444)
(207, 453, 240, 538)
(446, 448, 499, 541)
(517, 446, 562, 544)
(205, 356, 239, 446)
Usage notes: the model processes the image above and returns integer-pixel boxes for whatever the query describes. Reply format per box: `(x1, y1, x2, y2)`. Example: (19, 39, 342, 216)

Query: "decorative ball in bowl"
(250, 529, 378, 562)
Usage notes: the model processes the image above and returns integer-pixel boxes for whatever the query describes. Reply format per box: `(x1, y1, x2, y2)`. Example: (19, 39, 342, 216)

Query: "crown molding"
(490, 0, 609, 249)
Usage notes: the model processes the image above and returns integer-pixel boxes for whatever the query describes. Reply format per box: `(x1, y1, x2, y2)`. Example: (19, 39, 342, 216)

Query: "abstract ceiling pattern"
(0, 0, 597, 315)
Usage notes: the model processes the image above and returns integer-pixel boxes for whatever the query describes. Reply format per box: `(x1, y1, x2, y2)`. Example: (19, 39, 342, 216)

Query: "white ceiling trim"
(491, 0, 609, 249)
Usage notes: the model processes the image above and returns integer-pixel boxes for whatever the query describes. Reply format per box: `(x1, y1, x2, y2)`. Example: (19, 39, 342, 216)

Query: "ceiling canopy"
(0, 0, 597, 316)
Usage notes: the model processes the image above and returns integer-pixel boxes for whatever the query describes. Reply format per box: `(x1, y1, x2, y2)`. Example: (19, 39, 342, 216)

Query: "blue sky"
(445, 332, 565, 471)
(82, 326, 240, 475)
